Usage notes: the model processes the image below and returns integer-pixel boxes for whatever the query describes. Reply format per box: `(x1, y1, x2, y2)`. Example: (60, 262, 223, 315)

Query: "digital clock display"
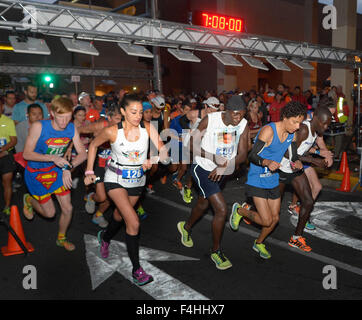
(193, 11, 245, 32)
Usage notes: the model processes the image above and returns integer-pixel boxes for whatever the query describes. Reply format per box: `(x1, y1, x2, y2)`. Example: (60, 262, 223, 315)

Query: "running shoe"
(177, 221, 193, 247)
(210, 249, 232, 270)
(171, 172, 178, 183)
(230, 202, 242, 230)
(92, 213, 109, 228)
(252, 240, 271, 259)
(305, 220, 316, 231)
(23, 193, 34, 220)
(288, 236, 312, 252)
(132, 267, 153, 286)
(137, 206, 148, 220)
(85, 192, 96, 214)
(56, 238, 75, 251)
(173, 179, 183, 191)
(182, 187, 193, 204)
(97, 230, 110, 258)
(288, 203, 300, 215)
(160, 175, 167, 184)
(146, 184, 155, 194)
(2, 206, 10, 216)
(229, 202, 251, 231)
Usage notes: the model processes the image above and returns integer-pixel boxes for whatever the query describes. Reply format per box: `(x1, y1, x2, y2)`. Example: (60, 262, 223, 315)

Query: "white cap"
(78, 92, 89, 102)
(205, 97, 220, 109)
(190, 98, 197, 103)
(151, 95, 166, 109)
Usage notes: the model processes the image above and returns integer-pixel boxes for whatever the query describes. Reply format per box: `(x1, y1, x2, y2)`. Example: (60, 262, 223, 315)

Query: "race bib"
(260, 167, 273, 178)
(122, 167, 144, 180)
(0, 138, 7, 147)
(45, 137, 71, 156)
(216, 146, 235, 158)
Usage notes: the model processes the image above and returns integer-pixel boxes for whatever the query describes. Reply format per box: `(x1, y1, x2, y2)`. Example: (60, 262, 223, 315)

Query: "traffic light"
(43, 75, 52, 82)
(42, 74, 54, 88)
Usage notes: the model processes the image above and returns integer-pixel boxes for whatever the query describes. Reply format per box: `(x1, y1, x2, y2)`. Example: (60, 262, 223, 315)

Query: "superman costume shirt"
(24, 120, 74, 203)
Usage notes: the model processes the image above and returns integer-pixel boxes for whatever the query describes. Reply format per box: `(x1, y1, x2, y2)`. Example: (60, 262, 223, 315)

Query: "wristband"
(62, 164, 72, 171)
(315, 150, 320, 155)
(85, 170, 95, 176)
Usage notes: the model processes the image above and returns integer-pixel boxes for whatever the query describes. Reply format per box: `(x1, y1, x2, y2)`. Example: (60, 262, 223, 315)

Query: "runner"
(168, 100, 192, 192)
(177, 95, 249, 270)
(79, 103, 122, 228)
(0, 99, 17, 215)
(288, 97, 334, 215)
(279, 106, 332, 252)
(149, 95, 170, 186)
(180, 98, 220, 203)
(84, 94, 167, 286)
(22, 97, 87, 251)
(230, 101, 306, 259)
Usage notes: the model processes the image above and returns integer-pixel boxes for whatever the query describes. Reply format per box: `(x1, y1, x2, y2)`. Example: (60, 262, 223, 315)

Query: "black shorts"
(245, 184, 280, 200)
(0, 153, 16, 175)
(104, 182, 144, 197)
(279, 169, 304, 185)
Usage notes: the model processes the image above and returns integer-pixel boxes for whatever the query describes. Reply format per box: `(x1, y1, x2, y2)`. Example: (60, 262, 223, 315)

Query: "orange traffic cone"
(336, 166, 351, 192)
(337, 152, 348, 174)
(1, 205, 34, 256)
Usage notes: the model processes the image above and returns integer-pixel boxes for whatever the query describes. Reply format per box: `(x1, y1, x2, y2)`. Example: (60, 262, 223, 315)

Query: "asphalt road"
(0, 173, 361, 302)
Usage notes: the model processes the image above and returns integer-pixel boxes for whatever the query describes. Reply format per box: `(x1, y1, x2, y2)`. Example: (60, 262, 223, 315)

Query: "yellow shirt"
(0, 114, 17, 150)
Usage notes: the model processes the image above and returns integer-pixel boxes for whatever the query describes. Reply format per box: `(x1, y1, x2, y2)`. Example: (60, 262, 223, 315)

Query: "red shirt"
(292, 94, 307, 106)
(269, 101, 286, 122)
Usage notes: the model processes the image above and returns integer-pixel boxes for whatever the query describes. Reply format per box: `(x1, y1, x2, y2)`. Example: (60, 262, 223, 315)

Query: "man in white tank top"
(279, 106, 332, 252)
(177, 95, 249, 271)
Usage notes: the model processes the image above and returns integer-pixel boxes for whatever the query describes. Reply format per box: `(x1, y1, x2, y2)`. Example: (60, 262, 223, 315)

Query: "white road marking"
(290, 201, 362, 252)
(84, 234, 209, 300)
(148, 195, 362, 277)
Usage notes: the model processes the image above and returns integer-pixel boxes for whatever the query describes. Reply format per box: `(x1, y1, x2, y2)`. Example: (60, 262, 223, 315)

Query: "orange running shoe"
(288, 203, 300, 215)
(173, 180, 183, 190)
(288, 236, 312, 252)
(160, 175, 167, 184)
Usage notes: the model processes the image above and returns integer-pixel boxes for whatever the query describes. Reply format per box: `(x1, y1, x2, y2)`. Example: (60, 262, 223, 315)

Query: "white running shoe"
(85, 192, 96, 214)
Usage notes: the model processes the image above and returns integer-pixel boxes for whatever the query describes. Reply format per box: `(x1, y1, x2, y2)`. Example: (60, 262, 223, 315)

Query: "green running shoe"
(137, 205, 148, 221)
(252, 240, 271, 259)
(182, 187, 193, 204)
(305, 220, 316, 231)
(210, 249, 232, 270)
(2, 206, 10, 215)
(229, 202, 242, 231)
(177, 221, 193, 247)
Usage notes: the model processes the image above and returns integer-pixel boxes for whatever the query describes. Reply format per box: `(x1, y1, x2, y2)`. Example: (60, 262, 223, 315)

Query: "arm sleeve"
(248, 139, 266, 166)
(290, 141, 299, 162)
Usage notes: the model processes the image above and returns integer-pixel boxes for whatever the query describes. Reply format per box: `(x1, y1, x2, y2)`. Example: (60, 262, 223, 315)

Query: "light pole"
(151, 0, 162, 93)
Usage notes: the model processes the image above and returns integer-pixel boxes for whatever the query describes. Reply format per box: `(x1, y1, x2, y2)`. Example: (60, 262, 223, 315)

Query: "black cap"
(226, 95, 246, 111)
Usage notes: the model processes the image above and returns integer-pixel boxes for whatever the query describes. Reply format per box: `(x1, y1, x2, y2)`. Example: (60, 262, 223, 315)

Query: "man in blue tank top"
(230, 101, 306, 259)
(23, 97, 87, 251)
